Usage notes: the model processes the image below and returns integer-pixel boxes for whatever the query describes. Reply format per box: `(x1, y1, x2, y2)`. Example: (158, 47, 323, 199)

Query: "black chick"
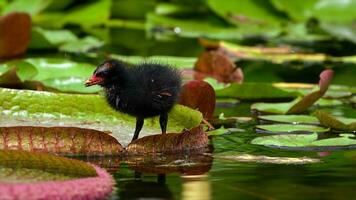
(85, 59, 181, 142)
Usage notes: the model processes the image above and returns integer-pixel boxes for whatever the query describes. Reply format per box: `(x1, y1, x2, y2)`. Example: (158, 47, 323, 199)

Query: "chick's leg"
(159, 113, 168, 134)
(132, 117, 144, 142)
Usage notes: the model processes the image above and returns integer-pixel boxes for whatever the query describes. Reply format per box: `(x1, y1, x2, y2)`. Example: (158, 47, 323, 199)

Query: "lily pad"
(255, 124, 329, 134)
(314, 110, 356, 132)
(257, 115, 319, 125)
(0, 88, 202, 145)
(251, 133, 356, 151)
(127, 126, 209, 155)
(0, 58, 100, 93)
(251, 69, 334, 114)
(216, 82, 298, 100)
(29, 27, 78, 49)
(0, 150, 114, 200)
(59, 36, 104, 53)
(216, 153, 320, 164)
(0, 126, 124, 156)
(180, 80, 216, 119)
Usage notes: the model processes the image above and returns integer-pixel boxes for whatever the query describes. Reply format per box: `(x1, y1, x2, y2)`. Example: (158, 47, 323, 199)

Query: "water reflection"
(182, 174, 211, 200)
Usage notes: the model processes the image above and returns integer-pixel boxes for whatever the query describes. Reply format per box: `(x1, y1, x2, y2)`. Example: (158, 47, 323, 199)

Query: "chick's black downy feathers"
(85, 59, 181, 141)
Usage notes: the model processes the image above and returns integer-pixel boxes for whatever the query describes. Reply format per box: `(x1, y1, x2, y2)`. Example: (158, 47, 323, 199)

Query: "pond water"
(74, 103, 356, 200)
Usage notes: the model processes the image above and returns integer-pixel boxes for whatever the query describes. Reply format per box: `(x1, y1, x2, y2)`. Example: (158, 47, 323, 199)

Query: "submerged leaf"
(180, 80, 216, 119)
(0, 126, 124, 156)
(126, 154, 212, 175)
(127, 126, 209, 154)
(314, 110, 356, 132)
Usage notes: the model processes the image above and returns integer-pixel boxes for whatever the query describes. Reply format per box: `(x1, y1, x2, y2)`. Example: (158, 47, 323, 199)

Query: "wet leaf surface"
(0, 150, 97, 180)
(314, 110, 356, 132)
(255, 124, 329, 134)
(0, 88, 202, 146)
(180, 80, 216, 119)
(0, 12, 31, 58)
(257, 115, 320, 125)
(216, 153, 320, 164)
(0, 150, 114, 200)
(251, 133, 356, 151)
(0, 126, 124, 156)
(127, 126, 209, 155)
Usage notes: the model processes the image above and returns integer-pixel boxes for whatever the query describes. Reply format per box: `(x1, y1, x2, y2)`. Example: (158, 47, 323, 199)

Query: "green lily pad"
(59, 36, 104, 53)
(257, 115, 319, 125)
(33, 0, 111, 28)
(255, 124, 329, 134)
(252, 133, 356, 150)
(314, 110, 356, 131)
(0, 88, 202, 145)
(216, 83, 298, 100)
(0, 58, 99, 93)
(251, 97, 302, 115)
(207, 0, 284, 26)
(29, 27, 78, 49)
(0, 150, 97, 182)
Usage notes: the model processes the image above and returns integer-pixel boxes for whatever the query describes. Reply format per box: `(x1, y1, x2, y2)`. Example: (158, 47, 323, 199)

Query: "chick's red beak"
(85, 75, 103, 87)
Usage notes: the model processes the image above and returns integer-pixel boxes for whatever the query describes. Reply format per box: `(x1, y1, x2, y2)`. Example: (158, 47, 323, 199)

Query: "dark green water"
(78, 103, 356, 200)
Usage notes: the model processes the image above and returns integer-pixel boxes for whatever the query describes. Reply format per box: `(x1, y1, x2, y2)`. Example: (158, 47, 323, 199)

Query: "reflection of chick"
(85, 59, 181, 142)
(119, 180, 173, 199)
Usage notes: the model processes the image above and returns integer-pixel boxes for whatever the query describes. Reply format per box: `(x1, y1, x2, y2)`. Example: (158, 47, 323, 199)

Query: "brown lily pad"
(0, 126, 124, 156)
(194, 50, 243, 83)
(0, 12, 31, 58)
(127, 126, 209, 155)
(179, 80, 216, 119)
(314, 110, 356, 132)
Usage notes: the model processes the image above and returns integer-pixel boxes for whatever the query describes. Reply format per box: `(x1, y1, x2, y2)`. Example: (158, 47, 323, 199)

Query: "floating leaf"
(0, 88, 202, 146)
(216, 153, 320, 164)
(0, 12, 31, 58)
(0, 150, 97, 179)
(126, 154, 212, 175)
(0, 126, 124, 156)
(180, 80, 216, 119)
(1, 0, 51, 16)
(59, 36, 104, 53)
(0, 150, 114, 200)
(255, 124, 329, 134)
(29, 27, 78, 49)
(314, 110, 356, 132)
(34, 0, 111, 28)
(127, 126, 209, 155)
(0, 58, 99, 93)
(252, 133, 356, 151)
(194, 50, 243, 83)
(216, 82, 298, 100)
(257, 115, 319, 125)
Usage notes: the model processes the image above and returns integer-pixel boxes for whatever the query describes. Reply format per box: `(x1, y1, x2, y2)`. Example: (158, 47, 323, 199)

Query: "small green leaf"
(258, 115, 319, 125)
(29, 27, 78, 49)
(255, 124, 329, 134)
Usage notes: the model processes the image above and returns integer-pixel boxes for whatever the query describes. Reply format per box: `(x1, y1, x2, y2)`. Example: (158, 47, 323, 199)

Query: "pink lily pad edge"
(0, 164, 114, 200)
